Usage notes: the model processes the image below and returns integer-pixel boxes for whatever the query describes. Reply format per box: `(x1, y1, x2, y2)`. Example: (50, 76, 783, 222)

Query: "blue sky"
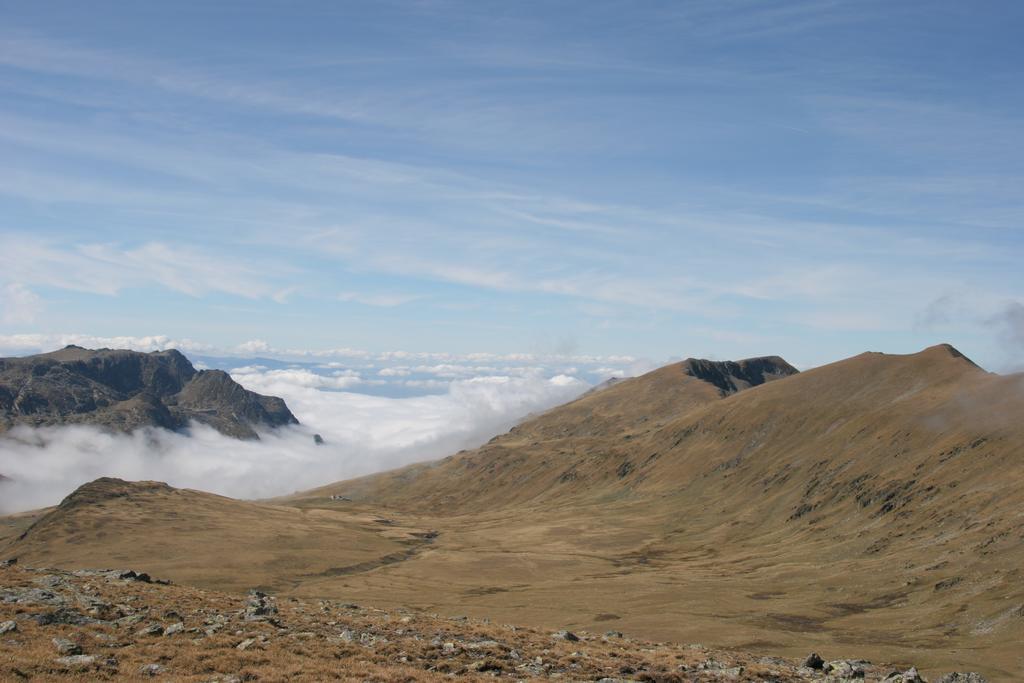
(1, 0, 1023, 371)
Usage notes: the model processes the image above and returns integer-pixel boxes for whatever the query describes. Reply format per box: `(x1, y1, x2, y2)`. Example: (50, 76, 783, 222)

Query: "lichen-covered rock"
(244, 590, 278, 621)
(52, 637, 81, 655)
(55, 654, 96, 667)
(824, 658, 869, 678)
(883, 667, 926, 682)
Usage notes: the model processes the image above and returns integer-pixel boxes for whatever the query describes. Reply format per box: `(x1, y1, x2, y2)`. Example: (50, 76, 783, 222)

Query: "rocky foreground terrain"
(0, 563, 983, 682)
(0, 346, 296, 440)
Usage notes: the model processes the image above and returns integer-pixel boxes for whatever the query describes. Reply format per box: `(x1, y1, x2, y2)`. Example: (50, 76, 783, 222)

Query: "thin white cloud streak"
(663, 0, 877, 43)
(337, 291, 423, 307)
(0, 237, 285, 300)
(0, 283, 39, 325)
(0, 33, 369, 124)
(0, 369, 589, 514)
(0, 104, 1016, 321)
(1, 29, 1019, 339)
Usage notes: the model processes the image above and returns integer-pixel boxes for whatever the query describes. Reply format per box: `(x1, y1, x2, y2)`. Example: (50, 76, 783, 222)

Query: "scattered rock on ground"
(803, 652, 825, 670)
(825, 659, 870, 678)
(883, 667, 926, 682)
(0, 563, 998, 683)
(55, 654, 96, 667)
(244, 590, 278, 621)
(52, 637, 81, 655)
(236, 637, 257, 651)
(136, 624, 164, 637)
(33, 607, 92, 625)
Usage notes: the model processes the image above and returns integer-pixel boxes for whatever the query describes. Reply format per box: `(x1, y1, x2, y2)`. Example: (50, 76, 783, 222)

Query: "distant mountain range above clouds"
(0, 334, 653, 400)
(0, 345, 298, 440)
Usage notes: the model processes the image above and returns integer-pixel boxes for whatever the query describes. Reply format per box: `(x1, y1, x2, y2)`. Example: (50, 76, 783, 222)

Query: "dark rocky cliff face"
(680, 356, 799, 395)
(0, 346, 298, 439)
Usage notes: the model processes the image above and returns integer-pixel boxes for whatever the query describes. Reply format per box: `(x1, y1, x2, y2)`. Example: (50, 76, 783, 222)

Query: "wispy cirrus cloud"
(0, 32, 370, 124)
(0, 3, 1022, 370)
(337, 291, 423, 307)
(0, 236, 288, 300)
(0, 283, 40, 325)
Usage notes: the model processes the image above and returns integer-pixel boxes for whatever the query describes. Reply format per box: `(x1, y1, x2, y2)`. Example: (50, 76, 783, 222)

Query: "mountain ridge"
(0, 345, 298, 440)
(3, 344, 1022, 677)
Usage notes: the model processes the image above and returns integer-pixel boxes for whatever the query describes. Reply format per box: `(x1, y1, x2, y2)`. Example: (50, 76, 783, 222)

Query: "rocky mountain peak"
(0, 347, 297, 440)
(679, 355, 799, 396)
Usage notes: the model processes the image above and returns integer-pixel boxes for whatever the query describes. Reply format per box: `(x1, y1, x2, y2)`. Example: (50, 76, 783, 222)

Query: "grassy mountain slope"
(5, 477, 431, 594)
(284, 345, 1024, 677)
(3, 346, 1022, 678)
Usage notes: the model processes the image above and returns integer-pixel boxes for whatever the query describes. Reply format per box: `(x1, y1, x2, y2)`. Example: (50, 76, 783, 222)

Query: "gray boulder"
(803, 652, 825, 670)
(883, 667, 926, 682)
(56, 654, 96, 667)
(244, 589, 278, 621)
(824, 659, 869, 678)
(52, 637, 82, 655)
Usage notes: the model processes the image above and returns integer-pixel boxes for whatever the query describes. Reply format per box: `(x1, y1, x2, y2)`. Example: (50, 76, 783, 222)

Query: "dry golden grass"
(0, 564, 839, 681)
(288, 346, 1024, 679)
(5, 478, 430, 594)
(2, 346, 1019, 679)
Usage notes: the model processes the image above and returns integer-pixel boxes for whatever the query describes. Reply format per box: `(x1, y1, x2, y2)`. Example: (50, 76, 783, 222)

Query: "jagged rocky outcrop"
(0, 346, 297, 439)
(679, 355, 799, 395)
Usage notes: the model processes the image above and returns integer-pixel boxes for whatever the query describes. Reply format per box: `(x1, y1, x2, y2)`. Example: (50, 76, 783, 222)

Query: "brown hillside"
(7, 478, 433, 595)
(307, 354, 798, 507)
(3, 346, 1022, 679)
(283, 345, 1024, 678)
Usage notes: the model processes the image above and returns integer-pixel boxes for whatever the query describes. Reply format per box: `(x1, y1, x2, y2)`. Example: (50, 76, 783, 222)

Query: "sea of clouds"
(0, 338, 652, 513)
